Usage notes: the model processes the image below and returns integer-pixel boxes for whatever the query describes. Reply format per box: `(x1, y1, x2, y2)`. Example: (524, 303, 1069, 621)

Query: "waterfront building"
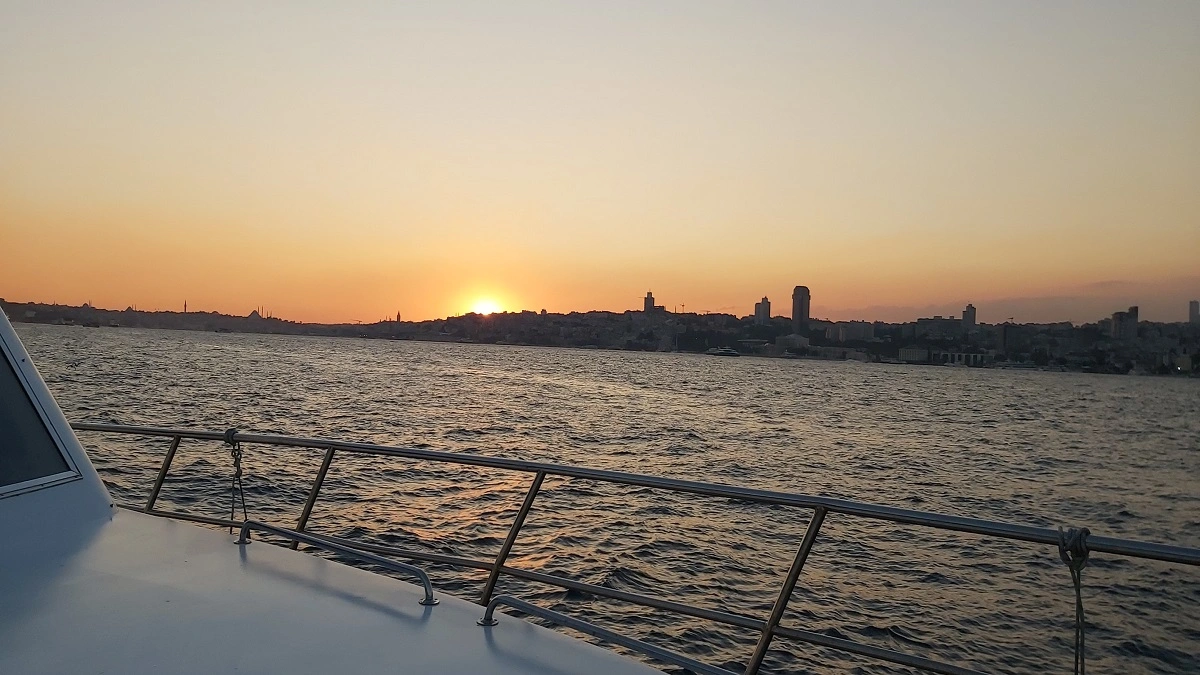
(932, 351, 993, 367)
(1177, 354, 1194, 372)
(776, 333, 810, 350)
(898, 347, 929, 363)
(962, 304, 976, 332)
(807, 345, 870, 362)
(1191, 300, 1199, 325)
(791, 286, 810, 334)
(754, 297, 771, 325)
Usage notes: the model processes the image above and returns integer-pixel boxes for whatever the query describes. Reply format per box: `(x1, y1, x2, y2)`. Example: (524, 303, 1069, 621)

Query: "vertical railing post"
(480, 471, 546, 605)
(291, 446, 336, 550)
(744, 506, 827, 675)
(145, 435, 181, 512)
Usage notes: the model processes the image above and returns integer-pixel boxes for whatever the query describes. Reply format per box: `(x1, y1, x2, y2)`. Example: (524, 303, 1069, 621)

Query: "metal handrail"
(74, 422, 1200, 675)
(478, 595, 736, 675)
(71, 423, 1200, 566)
(235, 519, 439, 606)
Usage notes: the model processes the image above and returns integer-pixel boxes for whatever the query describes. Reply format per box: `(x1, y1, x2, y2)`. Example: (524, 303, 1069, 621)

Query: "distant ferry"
(707, 347, 740, 357)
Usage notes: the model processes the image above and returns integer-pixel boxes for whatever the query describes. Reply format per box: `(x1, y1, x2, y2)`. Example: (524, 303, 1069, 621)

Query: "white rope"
(1058, 526, 1090, 675)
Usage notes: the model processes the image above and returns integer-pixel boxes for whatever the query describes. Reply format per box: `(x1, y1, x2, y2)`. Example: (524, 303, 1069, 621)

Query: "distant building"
(641, 291, 666, 314)
(754, 297, 771, 325)
(997, 323, 1020, 355)
(777, 334, 810, 350)
(1190, 300, 1199, 325)
(915, 315, 961, 339)
(898, 347, 929, 363)
(1176, 353, 1194, 372)
(962, 304, 976, 332)
(1111, 306, 1138, 340)
(826, 321, 874, 342)
(932, 351, 993, 367)
(791, 286, 810, 334)
(1110, 311, 1125, 338)
(806, 345, 870, 362)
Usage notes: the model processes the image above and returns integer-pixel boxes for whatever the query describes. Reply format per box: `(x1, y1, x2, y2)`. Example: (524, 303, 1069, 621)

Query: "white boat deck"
(0, 507, 660, 675)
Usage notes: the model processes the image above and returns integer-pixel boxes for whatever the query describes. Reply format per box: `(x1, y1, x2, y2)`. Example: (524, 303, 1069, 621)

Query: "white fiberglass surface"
(0, 508, 661, 675)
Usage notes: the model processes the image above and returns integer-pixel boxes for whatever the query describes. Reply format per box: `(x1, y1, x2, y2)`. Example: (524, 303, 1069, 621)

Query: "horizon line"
(5, 296, 1196, 328)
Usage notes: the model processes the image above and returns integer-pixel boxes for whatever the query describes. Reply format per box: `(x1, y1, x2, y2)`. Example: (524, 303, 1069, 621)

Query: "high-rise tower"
(754, 297, 771, 325)
(791, 286, 810, 334)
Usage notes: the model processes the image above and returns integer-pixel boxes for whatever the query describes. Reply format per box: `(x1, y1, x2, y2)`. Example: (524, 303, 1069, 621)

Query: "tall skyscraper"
(791, 286, 810, 334)
(643, 291, 655, 313)
(1191, 300, 1199, 324)
(962, 303, 976, 331)
(754, 297, 771, 325)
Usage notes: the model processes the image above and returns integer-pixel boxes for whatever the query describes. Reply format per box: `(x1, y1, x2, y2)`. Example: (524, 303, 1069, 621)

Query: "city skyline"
(5, 287, 1199, 328)
(2, 3, 1198, 324)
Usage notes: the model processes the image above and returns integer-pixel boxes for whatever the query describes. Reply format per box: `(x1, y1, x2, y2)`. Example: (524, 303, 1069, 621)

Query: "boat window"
(0, 353, 70, 487)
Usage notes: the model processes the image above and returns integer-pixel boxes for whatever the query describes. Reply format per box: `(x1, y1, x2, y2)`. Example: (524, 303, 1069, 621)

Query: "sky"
(2, 1, 1198, 324)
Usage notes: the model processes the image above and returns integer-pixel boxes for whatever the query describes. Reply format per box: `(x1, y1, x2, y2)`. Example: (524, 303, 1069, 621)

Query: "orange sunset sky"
(2, 2, 1198, 324)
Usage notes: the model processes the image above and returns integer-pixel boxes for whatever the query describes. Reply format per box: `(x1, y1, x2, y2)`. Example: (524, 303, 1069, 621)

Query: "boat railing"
(234, 519, 439, 606)
(71, 422, 1200, 675)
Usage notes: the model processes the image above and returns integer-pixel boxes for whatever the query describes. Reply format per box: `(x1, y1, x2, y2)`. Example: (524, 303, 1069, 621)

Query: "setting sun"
(471, 299, 502, 316)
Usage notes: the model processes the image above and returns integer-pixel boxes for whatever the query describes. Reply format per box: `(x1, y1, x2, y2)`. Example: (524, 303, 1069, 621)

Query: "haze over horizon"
(3, 2, 1198, 324)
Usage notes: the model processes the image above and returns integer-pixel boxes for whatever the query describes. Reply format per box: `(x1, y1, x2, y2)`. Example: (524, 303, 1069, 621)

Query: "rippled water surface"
(16, 324, 1200, 674)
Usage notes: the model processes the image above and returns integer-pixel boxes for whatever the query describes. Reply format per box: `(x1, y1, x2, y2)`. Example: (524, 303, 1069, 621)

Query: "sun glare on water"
(471, 299, 502, 315)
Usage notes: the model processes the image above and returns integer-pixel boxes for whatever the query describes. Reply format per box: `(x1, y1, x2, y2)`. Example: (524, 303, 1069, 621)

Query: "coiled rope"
(1058, 526, 1090, 675)
(224, 428, 247, 533)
